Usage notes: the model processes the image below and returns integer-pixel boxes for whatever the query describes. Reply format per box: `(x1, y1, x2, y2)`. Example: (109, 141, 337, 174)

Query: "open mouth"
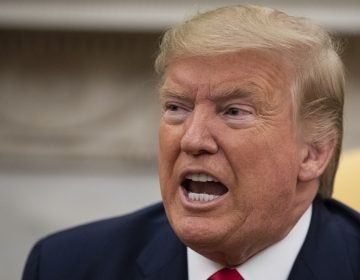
(181, 173, 228, 202)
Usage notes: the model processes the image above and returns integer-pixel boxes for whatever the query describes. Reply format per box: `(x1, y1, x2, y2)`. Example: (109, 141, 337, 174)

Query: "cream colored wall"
(0, 31, 160, 167)
(332, 36, 360, 209)
(334, 149, 360, 211)
(342, 36, 360, 150)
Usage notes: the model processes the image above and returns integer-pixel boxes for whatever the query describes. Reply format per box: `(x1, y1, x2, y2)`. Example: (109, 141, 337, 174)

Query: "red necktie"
(208, 268, 244, 280)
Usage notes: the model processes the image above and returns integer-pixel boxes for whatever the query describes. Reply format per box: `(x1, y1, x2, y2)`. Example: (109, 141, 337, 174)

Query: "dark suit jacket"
(22, 197, 360, 280)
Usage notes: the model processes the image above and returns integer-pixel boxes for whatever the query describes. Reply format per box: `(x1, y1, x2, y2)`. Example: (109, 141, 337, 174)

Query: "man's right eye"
(163, 102, 188, 113)
(162, 103, 189, 124)
(166, 104, 180, 111)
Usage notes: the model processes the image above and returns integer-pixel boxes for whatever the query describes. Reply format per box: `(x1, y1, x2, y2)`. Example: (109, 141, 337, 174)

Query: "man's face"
(158, 51, 312, 265)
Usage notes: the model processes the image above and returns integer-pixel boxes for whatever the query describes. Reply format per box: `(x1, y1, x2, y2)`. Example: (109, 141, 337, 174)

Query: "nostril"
(185, 149, 210, 157)
(180, 134, 219, 155)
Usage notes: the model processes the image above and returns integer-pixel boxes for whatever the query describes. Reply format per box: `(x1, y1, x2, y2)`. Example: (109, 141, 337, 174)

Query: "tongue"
(188, 181, 228, 196)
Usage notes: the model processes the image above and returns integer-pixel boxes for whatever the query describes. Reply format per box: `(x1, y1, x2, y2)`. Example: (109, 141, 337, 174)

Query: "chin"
(170, 215, 226, 248)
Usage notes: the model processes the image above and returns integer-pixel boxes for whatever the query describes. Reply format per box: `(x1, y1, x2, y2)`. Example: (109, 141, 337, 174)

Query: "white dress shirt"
(187, 205, 312, 280)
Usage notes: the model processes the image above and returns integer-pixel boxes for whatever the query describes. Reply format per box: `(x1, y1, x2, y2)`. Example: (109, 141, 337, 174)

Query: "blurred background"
(0, 0, 359, 279)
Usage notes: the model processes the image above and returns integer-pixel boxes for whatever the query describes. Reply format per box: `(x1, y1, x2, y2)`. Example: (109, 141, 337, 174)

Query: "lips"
(181, 172, 228, 202)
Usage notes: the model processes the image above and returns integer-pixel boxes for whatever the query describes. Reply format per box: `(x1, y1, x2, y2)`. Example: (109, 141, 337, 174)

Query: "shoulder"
(321, 198, 360, 237)
(322, 198, 360, 258)
(289, 198, 360, 279)
(22, 202, 170, 280)
(314, 197, 360, 276)
(40, 202, 167, 250)
(40, 203, 167, 254)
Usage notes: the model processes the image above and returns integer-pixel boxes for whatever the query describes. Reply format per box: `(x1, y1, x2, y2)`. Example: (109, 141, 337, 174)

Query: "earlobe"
(298, 141, 335, 182)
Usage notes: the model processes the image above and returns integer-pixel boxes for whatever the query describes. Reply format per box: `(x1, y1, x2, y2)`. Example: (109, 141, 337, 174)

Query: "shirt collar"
(187, 205, 312, 280)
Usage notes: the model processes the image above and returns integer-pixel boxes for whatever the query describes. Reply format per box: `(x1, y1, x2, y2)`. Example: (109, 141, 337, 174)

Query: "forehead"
(161, 51, 295, 101)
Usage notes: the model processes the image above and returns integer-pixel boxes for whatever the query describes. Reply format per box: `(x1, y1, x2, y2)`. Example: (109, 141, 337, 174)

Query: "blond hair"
(155, 4, 345, 198)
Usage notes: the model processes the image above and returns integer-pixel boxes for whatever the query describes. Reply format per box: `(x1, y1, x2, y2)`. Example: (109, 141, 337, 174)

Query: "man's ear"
(298, 140, 335, 182)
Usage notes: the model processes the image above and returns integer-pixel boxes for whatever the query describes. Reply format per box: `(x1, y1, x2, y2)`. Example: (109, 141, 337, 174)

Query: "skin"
(158, 51, 333, 266)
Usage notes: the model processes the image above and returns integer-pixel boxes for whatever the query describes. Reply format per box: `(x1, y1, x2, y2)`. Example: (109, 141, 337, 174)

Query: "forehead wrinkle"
(159, 88, 194, 103)
(209, 87, 254, 102)
(209, 83, 270, 111)
(162, 64, 201, 93)
(160, 69, 201, 101)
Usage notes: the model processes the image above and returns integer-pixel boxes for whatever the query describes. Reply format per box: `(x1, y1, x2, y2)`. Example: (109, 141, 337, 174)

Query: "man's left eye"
(224, 107, 251, 116)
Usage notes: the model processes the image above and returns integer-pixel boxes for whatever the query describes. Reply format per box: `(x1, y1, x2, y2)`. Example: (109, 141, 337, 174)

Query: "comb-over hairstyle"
(155, 4, 345, 198)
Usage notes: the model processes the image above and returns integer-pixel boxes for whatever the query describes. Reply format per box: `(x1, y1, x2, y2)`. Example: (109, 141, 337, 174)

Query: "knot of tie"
(208, 268, 244, 280)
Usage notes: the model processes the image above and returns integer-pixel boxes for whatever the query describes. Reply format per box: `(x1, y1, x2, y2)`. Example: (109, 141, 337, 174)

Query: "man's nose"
(180, 110, 218, 156)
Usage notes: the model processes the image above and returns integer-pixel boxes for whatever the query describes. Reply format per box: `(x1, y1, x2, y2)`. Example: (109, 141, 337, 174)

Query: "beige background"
(0, 1, 359, 279)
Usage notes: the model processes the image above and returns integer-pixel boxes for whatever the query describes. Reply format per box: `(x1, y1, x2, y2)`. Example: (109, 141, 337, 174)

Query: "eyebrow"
(159, 86, 264, 105)
(159, 88, 193, 102)
(209, 88, 254, 102)
(212, 86, 272, 110)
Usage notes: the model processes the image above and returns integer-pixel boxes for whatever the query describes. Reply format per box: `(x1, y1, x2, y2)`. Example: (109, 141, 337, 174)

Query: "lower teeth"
(188, 192, 219, 202)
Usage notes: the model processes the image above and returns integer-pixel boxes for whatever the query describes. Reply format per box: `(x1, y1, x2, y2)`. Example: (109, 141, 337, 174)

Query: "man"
(23, 4, 360, 280)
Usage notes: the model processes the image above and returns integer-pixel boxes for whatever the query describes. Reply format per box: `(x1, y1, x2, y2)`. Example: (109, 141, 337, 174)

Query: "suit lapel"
(136, 222, 188, 280)
(288, 197, 354, 280)
(136, 197, 355, 280)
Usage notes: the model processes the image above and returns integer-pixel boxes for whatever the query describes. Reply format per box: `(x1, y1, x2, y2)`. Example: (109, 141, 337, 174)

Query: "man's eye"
(167, 104, 179, 111)
(162, 102, 189, 124)
(225, 107, 250, 116)
(226, 107, 240, 115)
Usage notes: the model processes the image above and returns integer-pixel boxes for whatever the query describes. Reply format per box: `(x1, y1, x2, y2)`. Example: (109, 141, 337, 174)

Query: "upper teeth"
(186, 173, 218, 182)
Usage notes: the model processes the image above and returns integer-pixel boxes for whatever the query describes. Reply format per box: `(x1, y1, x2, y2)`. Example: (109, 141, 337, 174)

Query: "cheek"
(158, 123, 181, 194)
(226, 138, 300, 234)
(159, 123, 180, 168)
(226, 132, 300, 198)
